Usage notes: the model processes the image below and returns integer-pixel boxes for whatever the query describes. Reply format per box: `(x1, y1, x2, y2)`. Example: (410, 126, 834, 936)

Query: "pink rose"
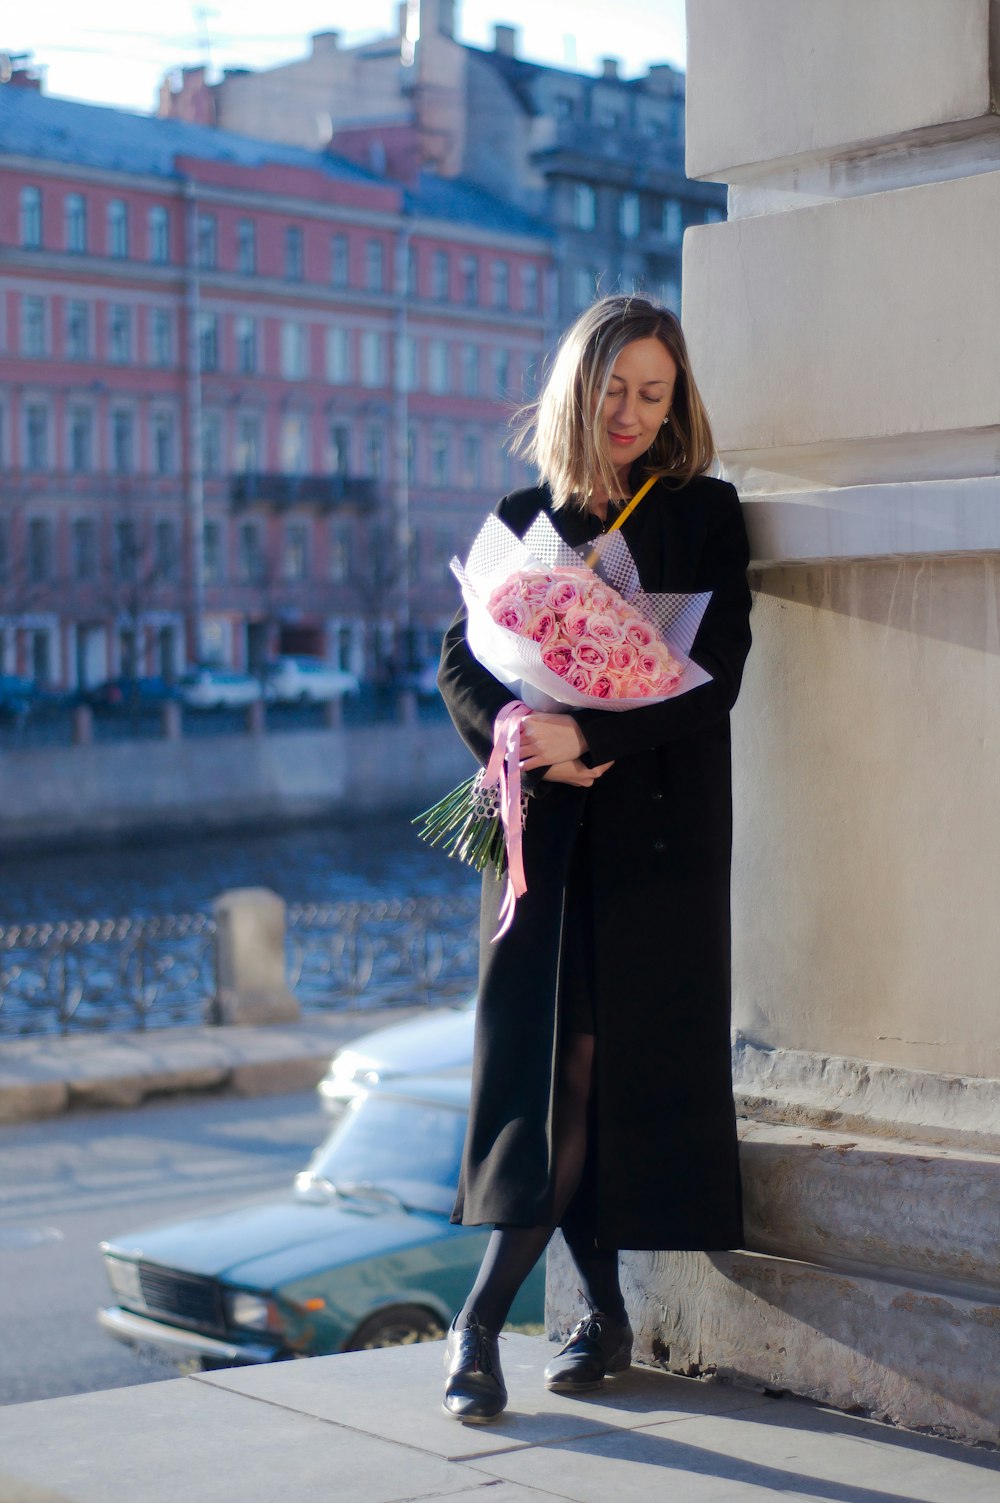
(542, 644, 573, 677)
(637, 650, 661, 679)
(621, 675, 655, 698)
(562, 604, 591, 640)
(491, 597, 531, 634)
(609, 642, 637, 673)
(588, 612, 626, 647)
(528, 608, 558, 648)
(653, 667, 682, 695)
(574, 635, 610, 669)
(625, 619, 655, 650)
(545, 577, 585, 614)
(518, 571, 553, 605)
(587, 583, 616, 614)
(586, 672, 615, 699)
(565, 664, 593, 694)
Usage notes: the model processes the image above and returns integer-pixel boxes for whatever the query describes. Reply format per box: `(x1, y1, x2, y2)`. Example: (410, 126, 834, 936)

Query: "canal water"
(0, 815, 479, 926)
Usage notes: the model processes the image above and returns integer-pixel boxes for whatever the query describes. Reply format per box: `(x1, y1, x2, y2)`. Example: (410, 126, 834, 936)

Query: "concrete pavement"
(0, 1008, 425, 1123)
(0, 1335, 997, 1502)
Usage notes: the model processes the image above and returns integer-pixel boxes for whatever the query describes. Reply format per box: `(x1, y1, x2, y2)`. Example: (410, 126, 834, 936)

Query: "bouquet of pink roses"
(415, 510, 712, 930)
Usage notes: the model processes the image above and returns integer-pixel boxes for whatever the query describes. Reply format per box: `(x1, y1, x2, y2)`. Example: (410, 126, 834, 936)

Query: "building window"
(461, 255, 479, 305)
(154, 520, 177, 581)
(237, 217, 256, 275)
(114, 519, 138, 581)
(405, 425, 417, 485)
(112, 410, 134, 475)
(365, 424, 384, 480)
(203, 520, 224, 584)
(20, 186, 43, 248)
(397, 334, 417, 393)
(573, 266, 596, 310)
(281, 322, 307, 380)
(65, 193, 87, 253)
(460, 343, 479, 397)
(326, 327, 350, 384)
(328, 424, 350, 476)
(151, 308, 172, 366)
(432, 249, 450, 300)
(572, 183, 596, 231)
(27, 518, 53, 581)
(197, 212, 218, 270)
(108, 303, 132, 364)
(21, 296, 46, 357)
(235, 315, 257, 375)
(283, 523, 308, 581)
(69, 407, 93, 473)
(428, 339, 449, 395)
(521, 263, 539, 312)
(492, 347, 509, 397)
(366, 238, 384, 291)
(152, 411, 174, 475)
(555, 94, 574, 119)
(201, 413, 222, 476)
(663, 199, 683, 244)
(405, 244, 418, 296)
(235, 415, 259, 474)
(619, 192, 641, 239)
(25, 404, 49, 471)
(330, 233, 349, 288)
(285, 225, 304, 281)
(460, 433, 480, 489)
(329, 521, 351, 582)
(148, 205, 170, 264)
(491, 260, 509, 309)
(360, 330, 385, 388)
(107, 199, 129, 258)
(280, 414, 308, 476)
(238, 522, 265, 583)
(72, 518, 97, 582)
(198, 312, 219, 372)
(430, 433, 449, 487)
(66, 300, 90, 361)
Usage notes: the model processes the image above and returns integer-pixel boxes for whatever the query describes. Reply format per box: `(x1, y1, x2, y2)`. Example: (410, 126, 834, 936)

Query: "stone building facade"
(158, 0, 725, 328)
(0, 83, 550, 689)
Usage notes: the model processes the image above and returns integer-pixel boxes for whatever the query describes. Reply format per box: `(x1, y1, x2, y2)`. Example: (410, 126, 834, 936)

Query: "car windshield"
(300, 1095, 466, 1212)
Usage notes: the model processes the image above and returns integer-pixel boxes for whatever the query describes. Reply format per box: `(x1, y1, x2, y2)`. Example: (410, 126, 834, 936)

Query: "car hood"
(105, 1195, 454, 1290)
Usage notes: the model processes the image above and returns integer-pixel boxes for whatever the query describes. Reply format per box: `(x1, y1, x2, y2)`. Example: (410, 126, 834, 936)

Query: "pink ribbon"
(481, 699, 533, 941)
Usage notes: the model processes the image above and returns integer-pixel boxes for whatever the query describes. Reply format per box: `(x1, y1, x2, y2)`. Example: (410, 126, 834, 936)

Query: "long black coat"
(437, 472, 752, 1251)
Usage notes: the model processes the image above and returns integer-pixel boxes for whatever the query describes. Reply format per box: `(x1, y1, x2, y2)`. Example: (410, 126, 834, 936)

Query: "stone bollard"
(72, 703, 94, 746)
(323, 695, 343, 729)
(213, 887, 300, 1025)
(161, 699, 182, 741)
(246, 698, 266, 736)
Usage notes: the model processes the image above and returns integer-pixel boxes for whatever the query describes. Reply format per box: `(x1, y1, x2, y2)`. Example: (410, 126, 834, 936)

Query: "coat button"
(651, 790, 663, 802)
(653, 839, 666, 852)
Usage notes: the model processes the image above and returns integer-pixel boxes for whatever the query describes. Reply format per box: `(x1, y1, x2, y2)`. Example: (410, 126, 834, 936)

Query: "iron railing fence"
(0, 895, 479, 1037)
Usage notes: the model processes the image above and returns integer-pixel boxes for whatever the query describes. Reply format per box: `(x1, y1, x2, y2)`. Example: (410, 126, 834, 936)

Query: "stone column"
(548, 0, 1000, 1445)
(213, 888, 300, 1024)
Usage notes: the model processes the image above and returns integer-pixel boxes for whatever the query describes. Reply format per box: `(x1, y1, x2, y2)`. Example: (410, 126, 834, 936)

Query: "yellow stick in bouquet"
(581, 473, 658, 569)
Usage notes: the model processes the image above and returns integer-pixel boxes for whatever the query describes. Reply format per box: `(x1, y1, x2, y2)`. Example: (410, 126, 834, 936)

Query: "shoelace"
(562, 1312, 608, 1351)
(455, 1315, 502, 1376)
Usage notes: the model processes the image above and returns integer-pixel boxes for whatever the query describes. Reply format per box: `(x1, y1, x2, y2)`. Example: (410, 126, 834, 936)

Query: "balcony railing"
(229, 472, 378, 511)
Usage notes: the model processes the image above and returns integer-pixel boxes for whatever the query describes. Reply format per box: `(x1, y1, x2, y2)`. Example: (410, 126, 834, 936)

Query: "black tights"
(457, 1032, 626, 1333)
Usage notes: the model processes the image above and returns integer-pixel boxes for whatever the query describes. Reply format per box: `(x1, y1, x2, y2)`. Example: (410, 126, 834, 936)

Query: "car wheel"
(345, 1304, 445, 1351)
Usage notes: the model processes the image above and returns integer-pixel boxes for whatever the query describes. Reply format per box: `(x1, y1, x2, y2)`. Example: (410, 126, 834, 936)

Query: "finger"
(590, 761, 615, 776)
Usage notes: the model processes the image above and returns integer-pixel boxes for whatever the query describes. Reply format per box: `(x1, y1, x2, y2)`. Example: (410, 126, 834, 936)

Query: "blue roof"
(0, 85, 382, 187)
(406, 171, 550, 239)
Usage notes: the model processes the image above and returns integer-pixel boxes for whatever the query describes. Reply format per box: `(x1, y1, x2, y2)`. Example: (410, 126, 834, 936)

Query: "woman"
(436, 294, 752, 1422)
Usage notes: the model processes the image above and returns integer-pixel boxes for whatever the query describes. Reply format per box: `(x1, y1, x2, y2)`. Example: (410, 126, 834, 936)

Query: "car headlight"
(225, 1290, 282, 1332)
(105, 1256, 144, 1306)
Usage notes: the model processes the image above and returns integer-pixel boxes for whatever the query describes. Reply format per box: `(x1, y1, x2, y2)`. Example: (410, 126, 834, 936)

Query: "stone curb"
(0, 1007, 427, 1124)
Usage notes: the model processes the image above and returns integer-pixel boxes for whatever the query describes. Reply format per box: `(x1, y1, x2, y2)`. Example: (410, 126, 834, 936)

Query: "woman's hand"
(542, 758, 614, 787)
(519, 712, 588, 772)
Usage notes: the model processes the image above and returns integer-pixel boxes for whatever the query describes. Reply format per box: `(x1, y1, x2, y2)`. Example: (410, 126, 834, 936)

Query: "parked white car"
(179, 668, 263, 710)
(265, 657, 360, 704)
(317, 998, 476, 1117)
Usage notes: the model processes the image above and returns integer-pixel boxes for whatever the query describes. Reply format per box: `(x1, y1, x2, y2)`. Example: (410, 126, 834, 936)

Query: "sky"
(3, 0, 687, 116)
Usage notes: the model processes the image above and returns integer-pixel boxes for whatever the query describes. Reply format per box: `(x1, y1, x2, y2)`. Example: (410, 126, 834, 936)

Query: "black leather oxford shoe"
(543, 1309, 633, 1392)
(442, 1311, 507, 1422)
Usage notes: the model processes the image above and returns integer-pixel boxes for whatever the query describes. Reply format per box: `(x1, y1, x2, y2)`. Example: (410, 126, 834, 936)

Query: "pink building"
(0, 85, 552, 688)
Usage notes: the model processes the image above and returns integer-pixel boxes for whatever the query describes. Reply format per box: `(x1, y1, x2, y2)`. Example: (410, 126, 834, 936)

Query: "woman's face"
(597, 336, 678, 474)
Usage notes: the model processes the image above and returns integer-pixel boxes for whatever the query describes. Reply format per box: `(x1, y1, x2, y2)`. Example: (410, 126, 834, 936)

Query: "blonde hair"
(516, 294, 716, 511)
